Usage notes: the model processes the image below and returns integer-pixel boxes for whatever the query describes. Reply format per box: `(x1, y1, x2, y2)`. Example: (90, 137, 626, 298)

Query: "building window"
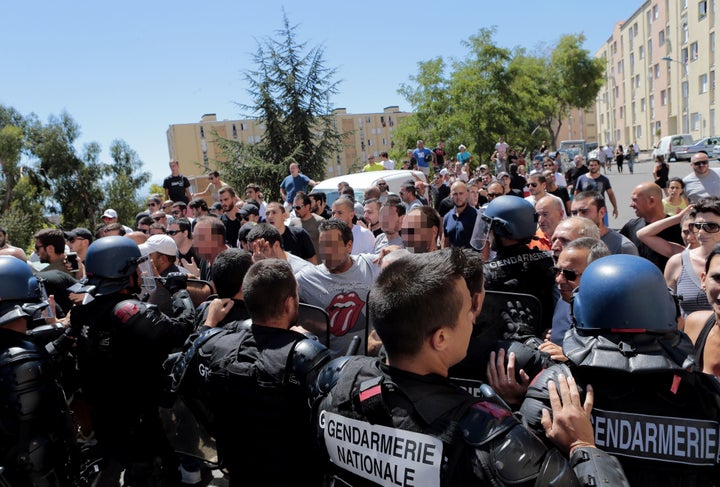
(661, 89, 668, 105)
(200, 127, 205, 138)
(636, 75, 641, 88)
(618, 60, 624, 73)
(636, 125, 643, 138)
(647, 10, 653, 27)
(700, 73, 709, 93)
(691, 112, 702, 130)
(641, 98, 647, 112)
(691, 42, 699, 60)
(630, 53, 635, 73)
(700, 0, 708, 17)
(639, 45, 645, 59)
(654, 4, 660, 18)
(682, 18, 689, 43)
(634, 23, 639, 36)
(650, 95, 655, 118)
(711, 32, 716, 64)
(620, 106, 625, 119)
(240, 123, 246, 131)
(655, 64, 661, 78)
(659, 30, 665, 46)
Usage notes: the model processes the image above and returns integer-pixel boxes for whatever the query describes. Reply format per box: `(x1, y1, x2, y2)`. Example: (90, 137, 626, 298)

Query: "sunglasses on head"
(551, 266, 581, 281)
(692, 222, 720, 233)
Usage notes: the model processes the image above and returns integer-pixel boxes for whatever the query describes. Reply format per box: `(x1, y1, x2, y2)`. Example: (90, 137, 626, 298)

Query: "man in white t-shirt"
(331, 197, 375, 254)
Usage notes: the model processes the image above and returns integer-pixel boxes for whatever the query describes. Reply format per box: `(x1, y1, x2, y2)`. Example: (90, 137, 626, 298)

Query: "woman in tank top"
(665, 198, 720, 321)
(684, 245, 720, 377)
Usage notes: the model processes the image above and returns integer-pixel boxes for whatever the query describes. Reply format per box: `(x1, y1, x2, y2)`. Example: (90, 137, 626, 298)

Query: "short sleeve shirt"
(574, 174, 612, 197)
(413, 148, 434, 168)
(163, 175, 190, 203)
(280, 174, 311, 203)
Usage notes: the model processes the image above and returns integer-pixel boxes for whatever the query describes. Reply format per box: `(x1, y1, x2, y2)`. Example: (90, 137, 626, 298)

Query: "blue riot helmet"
(471, 196, 537, 250)
(84, 236, 145, 295)
(0, 255, 36, 326)
(572, 254, 678, 334)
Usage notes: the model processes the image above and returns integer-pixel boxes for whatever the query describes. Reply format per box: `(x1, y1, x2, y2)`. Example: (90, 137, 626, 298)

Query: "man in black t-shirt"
(163, 160, 192, 204)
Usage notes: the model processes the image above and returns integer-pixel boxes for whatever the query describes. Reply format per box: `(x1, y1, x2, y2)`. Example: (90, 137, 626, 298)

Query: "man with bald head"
(534, 196, 566, 250)
(442, 181, 477, 248)
(331, 196, 375, 255)
(550, 216, 601, 262)
(620, 182, 683, 270)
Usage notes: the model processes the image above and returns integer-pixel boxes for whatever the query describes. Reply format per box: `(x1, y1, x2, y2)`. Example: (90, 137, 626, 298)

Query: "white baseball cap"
(102, 209, 118, 219)
(139, 234, 178, 257)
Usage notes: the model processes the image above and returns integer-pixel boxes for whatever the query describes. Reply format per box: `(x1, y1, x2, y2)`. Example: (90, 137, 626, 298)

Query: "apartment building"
(167, 107, 410, 180)
(595, 0, 718, 151)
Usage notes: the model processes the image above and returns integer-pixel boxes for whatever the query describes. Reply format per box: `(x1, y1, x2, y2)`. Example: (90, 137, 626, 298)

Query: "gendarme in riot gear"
(71, 236, 195, 485)
(473, 196, 556, 337)
(0, 255, 75, 486)
(520, 254, 720, 486)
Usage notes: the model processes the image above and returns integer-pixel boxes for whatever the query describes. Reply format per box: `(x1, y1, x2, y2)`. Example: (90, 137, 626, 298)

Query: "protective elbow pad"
(171, 289, 195, 318)
(570, 447, 630, 487)
(311, 355, 354, 399)
(519, 363, 573, 433)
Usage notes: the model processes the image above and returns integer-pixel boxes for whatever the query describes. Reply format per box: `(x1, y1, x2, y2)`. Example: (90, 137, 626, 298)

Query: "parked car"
(310, 169, 427, 207)
(673, 136, 720, 161)
(652, 134, 694, 162)
(714, 144, 720, 159)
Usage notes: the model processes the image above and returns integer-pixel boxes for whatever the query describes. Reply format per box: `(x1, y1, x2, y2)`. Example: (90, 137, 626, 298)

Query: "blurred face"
(451, 183, 468, 209)
(169, 161, 179, 175)
(571, 198, 602, 227)
(702, 254, 720, 318)
(289, 163, 299, 176)
(220, 192, 236, 212)
(667, 180, 685, 199)
(536, 199, 564, 235)
(467, 185, 479, 207)
(152, 211, 167, 224)
(319, 229, 352, 272)
(377, 180, 388, 193)
(555, 247, 589, 302)
(379, 206, 403, 235)
(691, 154, 711, 176)
(147, 200, 160, 212)
(693, 211, 720, 249)
(331, 202, 354, 226)
(193, 221, 221, 261)
(402, 211, 437, 253)
(486, 183, 504, 202)
(363, 202, 380, 226)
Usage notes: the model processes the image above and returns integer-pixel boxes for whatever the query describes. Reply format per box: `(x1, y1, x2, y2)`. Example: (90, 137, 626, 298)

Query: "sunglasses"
(67, 237, 86, 243)
(487, 192, 503, 198)
(166, 230, 180, 236)
(543, 164, 553, 167)
(692, 222, 720, 233)
(171, 211, 181, 216)
(529, 182, 539, 187)
(148, 203, 157, 208)
(292, 205, 304, 211)
(693, 160, 709, 166)
(551, 266, 582, 281)
(153, 217, 163, 222)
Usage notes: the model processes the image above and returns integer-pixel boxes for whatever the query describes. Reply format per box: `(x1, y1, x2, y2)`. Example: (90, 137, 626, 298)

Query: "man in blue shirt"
(413, 140, 434, 177)
(280, 163, 316, 209)
(442, 181, 477, 248)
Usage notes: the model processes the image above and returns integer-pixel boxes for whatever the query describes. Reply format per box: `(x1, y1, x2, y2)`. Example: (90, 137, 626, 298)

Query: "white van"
(310, 170, 427, 207)
(652, 134, 694, 162)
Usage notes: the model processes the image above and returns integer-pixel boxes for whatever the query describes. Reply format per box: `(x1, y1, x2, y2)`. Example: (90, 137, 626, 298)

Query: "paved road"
(580, 155, 705, 230)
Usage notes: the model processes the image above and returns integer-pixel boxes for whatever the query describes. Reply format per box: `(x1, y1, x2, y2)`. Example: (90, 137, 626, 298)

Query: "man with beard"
(574, 158, 619, 225)
(219, 186, 242, 247)
(572, 191, 638, 255)
(442, 181, 477, 248)
(402, 206, 442, 253)
(295, 219, 380, 356)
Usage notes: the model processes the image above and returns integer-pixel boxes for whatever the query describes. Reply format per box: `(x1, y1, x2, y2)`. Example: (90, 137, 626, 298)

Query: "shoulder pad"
(312, 355, 355, 398)
(460, 399, 518, 446)
(113, 299, 145, 324)
(292, 338, 331, 388)
(170, 327, 227, 392)
(519, 363, 573, 433)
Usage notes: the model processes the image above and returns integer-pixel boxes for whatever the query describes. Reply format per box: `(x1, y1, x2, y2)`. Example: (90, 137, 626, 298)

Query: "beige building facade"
(167, 106, 410, 181)
(595, 0, 718, 151)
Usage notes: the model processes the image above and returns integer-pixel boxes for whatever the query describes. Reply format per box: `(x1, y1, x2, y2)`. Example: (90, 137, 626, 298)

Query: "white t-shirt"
(295, 254, 380, 356)
(351, 225, 376, 255)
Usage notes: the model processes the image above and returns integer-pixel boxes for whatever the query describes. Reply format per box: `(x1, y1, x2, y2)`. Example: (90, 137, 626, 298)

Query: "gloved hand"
(162, 272, 188, 294)
(501, 300, 536, 340)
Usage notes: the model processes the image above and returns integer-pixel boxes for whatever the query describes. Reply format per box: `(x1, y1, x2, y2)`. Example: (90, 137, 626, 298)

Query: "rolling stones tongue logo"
(327, 292, 364, 336)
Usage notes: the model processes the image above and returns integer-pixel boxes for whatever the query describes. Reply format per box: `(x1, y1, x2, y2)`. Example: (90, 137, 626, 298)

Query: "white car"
(310, 169, 427, 207)
(713, 144, 720, 159)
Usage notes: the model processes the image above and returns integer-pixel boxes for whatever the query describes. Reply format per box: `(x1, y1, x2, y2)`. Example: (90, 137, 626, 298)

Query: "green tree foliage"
(396, 29, 604, 162)
(0, 104, 150, 234)
(216, 12, 343, 200)
(104, 140, 150, 227)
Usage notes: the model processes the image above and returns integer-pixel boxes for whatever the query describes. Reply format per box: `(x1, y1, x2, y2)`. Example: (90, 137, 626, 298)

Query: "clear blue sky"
(1, 0, 640, 188)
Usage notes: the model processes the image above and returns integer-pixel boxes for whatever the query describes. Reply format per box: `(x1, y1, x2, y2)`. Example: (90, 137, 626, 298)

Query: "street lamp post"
(661, 56, 697, 135)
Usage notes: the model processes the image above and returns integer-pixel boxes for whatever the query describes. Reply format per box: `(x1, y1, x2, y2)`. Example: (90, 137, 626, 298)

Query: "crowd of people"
(2, 145, 720, 487)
